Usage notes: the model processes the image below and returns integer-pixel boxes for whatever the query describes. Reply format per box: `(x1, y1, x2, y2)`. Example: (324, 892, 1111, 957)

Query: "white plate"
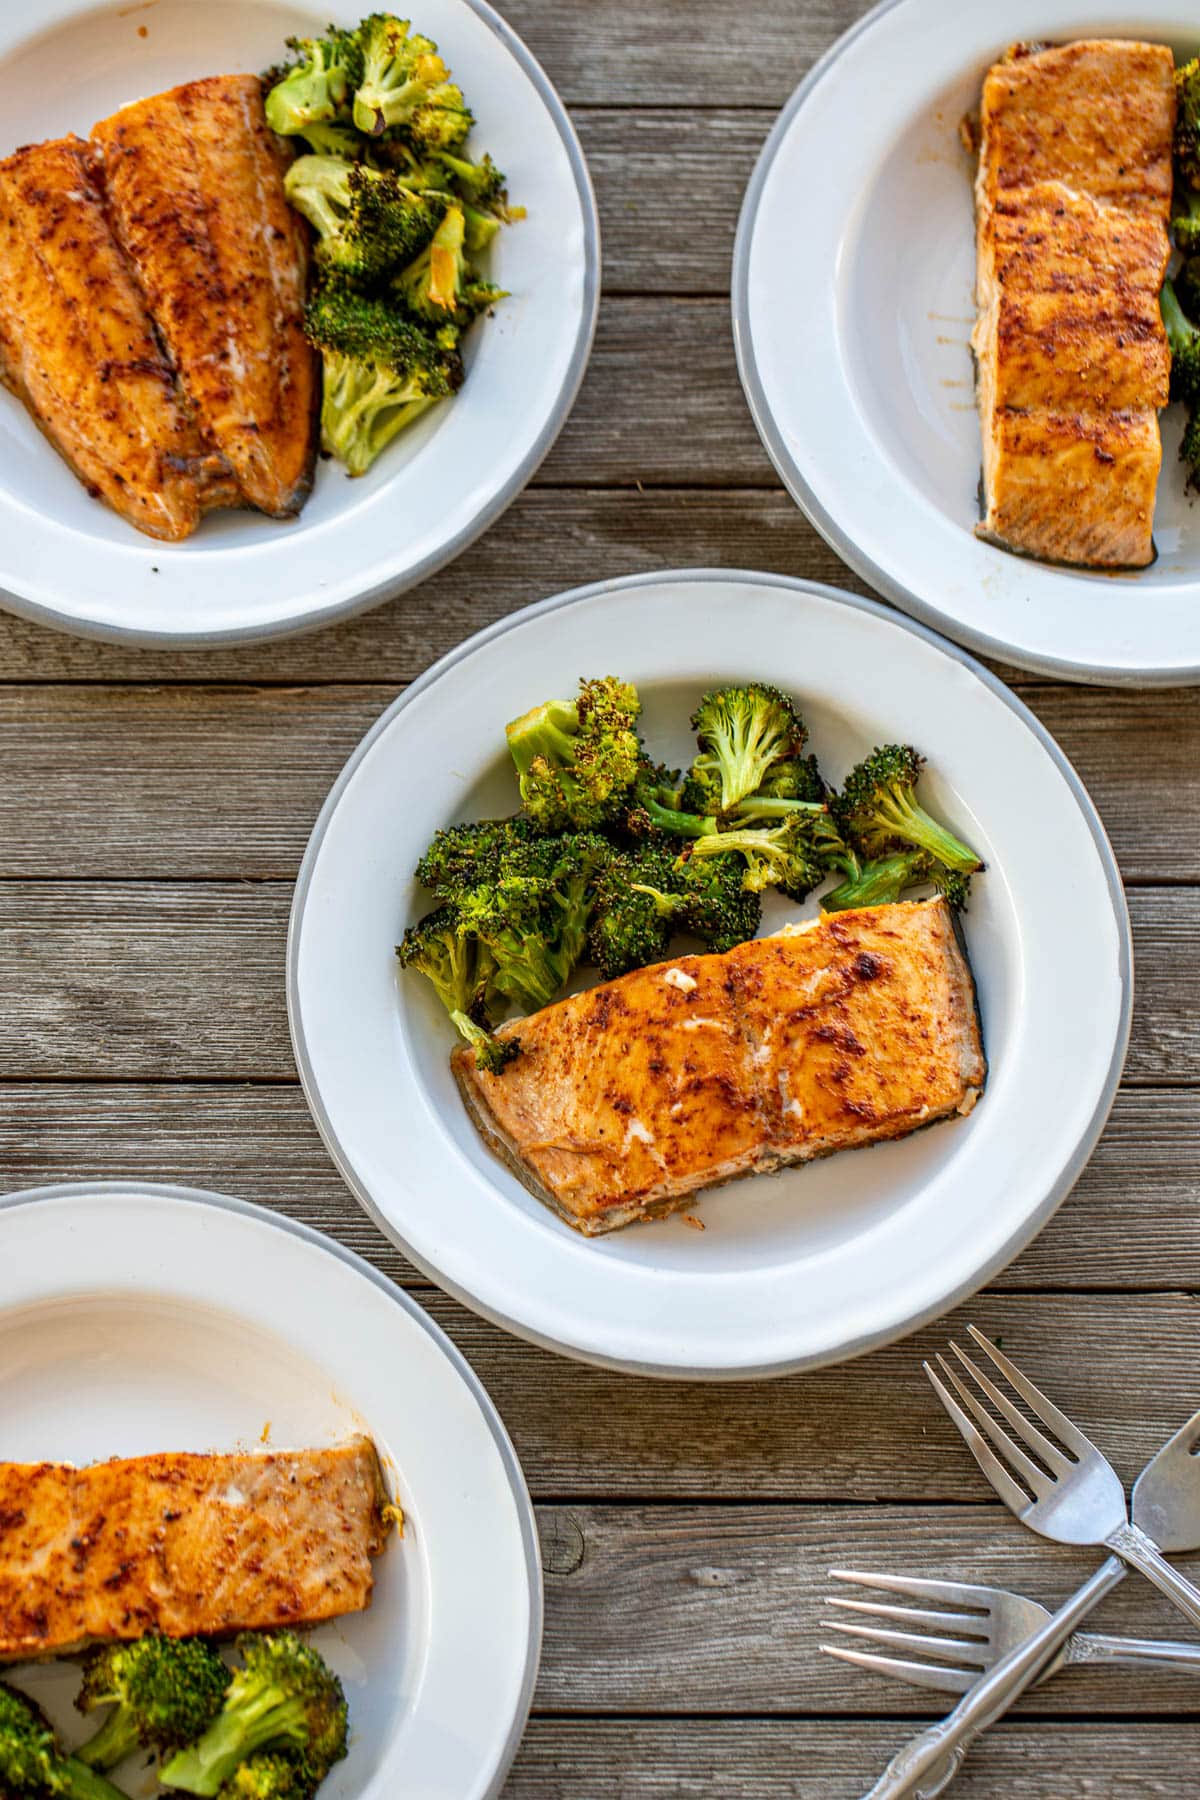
(733, 1, 1200, 686)
(0, 0, 598, 646)
(0, 1181, 541, 1800)
(288, 570, 1132, 1377)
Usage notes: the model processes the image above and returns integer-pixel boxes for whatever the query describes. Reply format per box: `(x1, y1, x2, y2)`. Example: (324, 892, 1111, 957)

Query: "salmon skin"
(92, 75, 318, 519)
(454, 898, 986, 1235)
(0, 136, 237, 542)
(971, 40, 1175, 569)
(0, 1438, 390, 1660)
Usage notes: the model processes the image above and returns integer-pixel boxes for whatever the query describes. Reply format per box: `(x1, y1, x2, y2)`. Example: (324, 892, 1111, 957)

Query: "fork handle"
(1074, 1630, 1200, 1671)
(1106, 1522, 1200, 1632)
(859, 1557, 1126, 1799)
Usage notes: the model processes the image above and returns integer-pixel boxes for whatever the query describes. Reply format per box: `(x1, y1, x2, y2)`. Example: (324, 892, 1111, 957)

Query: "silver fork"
(925, 1324, 1200, 1630)
(821, 1568, 1200, 1695)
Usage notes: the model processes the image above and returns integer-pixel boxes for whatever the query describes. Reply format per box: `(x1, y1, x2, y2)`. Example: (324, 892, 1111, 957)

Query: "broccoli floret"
(285, 156, 445, 282)
(0, 1682, 126, 1800)
(352, 14, 469, 143)
(671, 851, 763, 950)
(455, 833, 607, 1012)
(306, 283, 463, 474)
(585, 845, 678, 978)
(505, 678, 642, 831)
(690, 816, 828, 903)
(832, 746, 982, 876)
(1173, 186, 1200, 254)
(1178, 255, 1200, 321)
(618, 760, 717, 841)
(1161, 276, 1200, 406)
(215, 1753, 317, 1800)
(264, 30, 361, 136)
(396, 904, 516, 1070)
(393, 206, 506, 324)
(688, 685, 808, 813)
(821, 849, 934, 913)
(297, 119, 364, 160)
(1177, 57, 1200, 190)
(1183, 404, 1200, 488)
(75, 1635, 230, 1771)
(415, 816, 539, 900)
(160, 1633, 347, 1799)
(433, 150, 524, 220)
(462, 205, 502, 253)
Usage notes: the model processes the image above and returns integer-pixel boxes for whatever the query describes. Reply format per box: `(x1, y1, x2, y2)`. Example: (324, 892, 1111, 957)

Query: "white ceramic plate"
(288, 570, 1132, 1378)
(0, 0, 597, 646)
(733, 1, 1200, 686)
(0, 1181, 541, 1800)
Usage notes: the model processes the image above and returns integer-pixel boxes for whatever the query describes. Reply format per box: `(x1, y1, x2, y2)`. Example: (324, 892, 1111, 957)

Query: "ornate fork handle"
(1106, 1520, 1200, 1632)
(1072, 1630, 1200, 1670)
(860, 1558, 1127, 1799)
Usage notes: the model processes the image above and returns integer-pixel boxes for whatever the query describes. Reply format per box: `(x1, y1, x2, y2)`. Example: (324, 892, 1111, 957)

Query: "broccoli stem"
(640, 795, 717, 838)
(504, 701, 581, 775)
(731, 796, 826, 821)
(160, 1691, 307, 1797)
(821, 850, 929, 913)
(73, 1705, 139, 1772)
(873, 790, 981, 875)
(450, 1010, 519, 1074)
(63, 1757, 130, 1800)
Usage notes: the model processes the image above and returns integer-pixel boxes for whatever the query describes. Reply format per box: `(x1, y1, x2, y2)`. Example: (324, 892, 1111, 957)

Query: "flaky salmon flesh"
(0, 1439, 390, 1660)
(454, 899, 985, 1235)
(972, 40, 1175, 568)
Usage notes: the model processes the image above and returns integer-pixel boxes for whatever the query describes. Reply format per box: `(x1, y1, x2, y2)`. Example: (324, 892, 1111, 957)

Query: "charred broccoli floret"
(1177, 57, 1200, 190)
(159, 1632, 347, 1798)
(1161, 276, 1200, 406)
(215, 1754, 317, 1800)
(832, 746, 982, 877)
(505, 678, 642, 831)
(396, 905, 515, 1072)
(392, 206, 506, 324)
(306, 282, 463, 474)
(1173, 186, 1200, 255)
(75, 1635, 230, 1771)
(689, 815, 828, 903)
(454, 833, 608, 1012)
(285, 156, 445, 281)
(618, 760, 716, 840)
(433, 150, 524, 220)
(586, 846, 678, 978)
(0, 1682, 125, 1800)
(688, 684, 808, 813)
(352, 14, 470, 145)
(669, 852, 763, 951)
(415, 816, 539, 900)
(264, 29, 362, 136)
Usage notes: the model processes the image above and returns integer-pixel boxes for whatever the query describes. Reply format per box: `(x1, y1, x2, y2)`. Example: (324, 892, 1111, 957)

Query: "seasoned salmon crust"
(0, 1438, 389, 1660)
(454, 898, 986, 1234)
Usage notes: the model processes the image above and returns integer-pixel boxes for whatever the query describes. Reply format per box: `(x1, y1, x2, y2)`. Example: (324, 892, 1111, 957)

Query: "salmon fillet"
(92, 76, 318, 518)
(0, 1438, 389, 1660)
(0, 137, 236, 542)
(971, 41, 1175, 568)
(454, 899, 985, 1234)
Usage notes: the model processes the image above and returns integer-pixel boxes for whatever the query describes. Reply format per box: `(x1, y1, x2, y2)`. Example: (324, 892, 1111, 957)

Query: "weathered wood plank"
(0, 1086, 1192, 1293)
(531, 1502, 1200, 1713)
(0, 883, 1187, 1079)
(505, 1720, 1200, 1797)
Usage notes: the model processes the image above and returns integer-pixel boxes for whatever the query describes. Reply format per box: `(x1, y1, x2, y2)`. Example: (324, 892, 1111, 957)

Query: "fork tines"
(819, 1568, 995, 1696)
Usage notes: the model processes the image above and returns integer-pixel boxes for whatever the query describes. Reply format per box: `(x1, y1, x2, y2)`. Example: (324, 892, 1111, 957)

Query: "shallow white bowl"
(0, 1182, 541, 1799)
(734, 1, 1200, 685)
(288, 570, 1132, 1377)
(0, 0, 598, 645)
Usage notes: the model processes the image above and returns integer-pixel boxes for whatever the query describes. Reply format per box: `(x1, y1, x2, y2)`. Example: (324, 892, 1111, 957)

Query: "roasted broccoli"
(688, 685, 808, 814)
(284, 156, 445, 281)
(0, 1682, 126, 1800)
(159, 1632, 347, 1799)
(586, 846, 679, 978)
(669, 852, 763, 951)
(75, 1635, 230, 1772)
(215, 1753, 317, 1800)
(1177, 57, 1200, 190)
(264, 29, 362, 136)
(352, 14, 470, 145)
(306, 282, 463, 474)
(832, 746, 982, 877)
(454, 833, 608, 1012)
(617, 760, 716, 841)
(505, 678, 642, 831)
(297, 119, 364, 160)
(1161, 276, 1200, 406)
(433, 150, 523, 220)
(392, 206, 506, 324)
(820, 849, 935, 913)
(415, 815, 538, 900)
(396, 905, 515, 1072)
(1173, 186, 1200, 255)
(689, 815, 828, 903)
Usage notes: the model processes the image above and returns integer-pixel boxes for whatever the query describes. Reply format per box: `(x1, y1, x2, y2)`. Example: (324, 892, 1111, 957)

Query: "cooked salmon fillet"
(0, 137, 237, 542)
(92, 75, 318, 518)
(971, 41, 1175, 568)
(454, 899, 985, 1234)
(0, 1439, 389, 1660)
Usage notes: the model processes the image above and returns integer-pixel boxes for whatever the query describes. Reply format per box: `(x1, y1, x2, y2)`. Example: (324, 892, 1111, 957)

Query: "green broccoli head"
(160, 1632, 347, 1799)
(505, 677, 642, 831)
(1173, 186, 1200, 254)
(397, 904, 518, 1069)
(264, 29, 362, 135)
(690, 816, 828, 903)
(306, 282, 464, 475)
(285, 156, 446, 281)
(415, 816, 540, 901)
(454, 832, 608, 1012)
(0, 1682, 125, 1800)
(352, 14, 470, 142)
(75, 1634, 230, 1771)
(671, 850, 763, 951)
(1161, 276, 1200, 407)
(832, 745, 982, 876)
(1177, 57, 1200, 189)
(392, 205, 507, 325)
(585, 845, 679, 978)
(1183, 403, 1200, 488)
(617, 759, 716, 841)
(689, 684, 808, 813)
(215, 1753, 317, 1800)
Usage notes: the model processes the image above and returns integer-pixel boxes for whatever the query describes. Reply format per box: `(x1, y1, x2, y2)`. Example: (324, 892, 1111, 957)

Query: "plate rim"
(0, 0, 600, 650)
(0, 1177, 544, 1800)
(286, 566, 1134, 1378)
(730, 0, 1200, 690)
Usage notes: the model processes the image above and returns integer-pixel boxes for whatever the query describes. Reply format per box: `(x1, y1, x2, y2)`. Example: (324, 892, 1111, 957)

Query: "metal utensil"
(821, 1567, 1200, 1695)
(926, 1325, 1200, 1629)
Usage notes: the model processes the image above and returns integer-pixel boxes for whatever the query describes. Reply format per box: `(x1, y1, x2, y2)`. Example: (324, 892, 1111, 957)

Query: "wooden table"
(3, 1, 1198, 1791)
